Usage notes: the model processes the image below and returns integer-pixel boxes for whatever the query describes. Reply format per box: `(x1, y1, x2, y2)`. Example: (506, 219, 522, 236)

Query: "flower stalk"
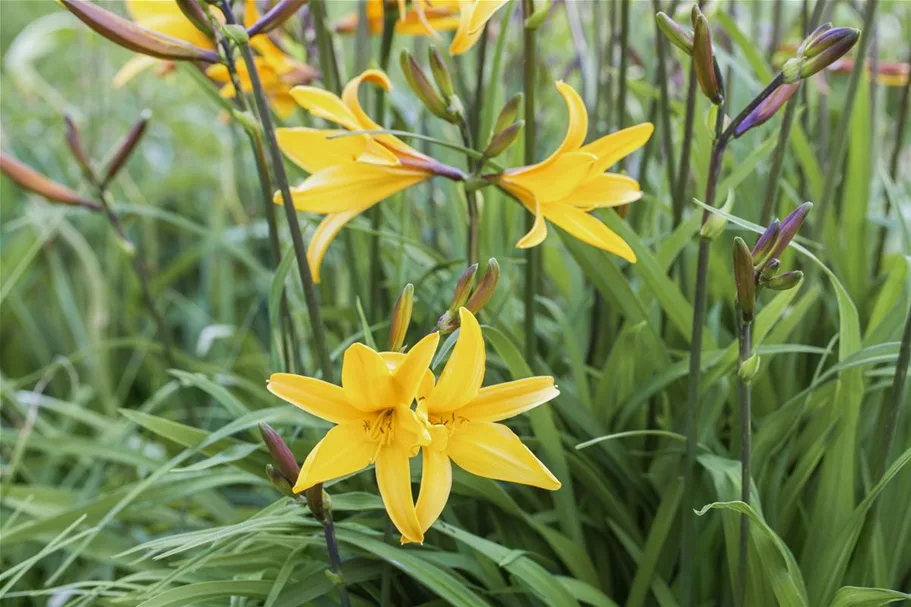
(219, 1, 333, 382)
(523, 0, 539, 367)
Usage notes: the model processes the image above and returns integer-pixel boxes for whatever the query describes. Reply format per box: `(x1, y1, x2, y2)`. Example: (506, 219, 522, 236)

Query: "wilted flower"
(411, 308, 561, 540)
(493, 81, 652, 261)
(267, 332, 441, 543)
(274, 69, 464, 283)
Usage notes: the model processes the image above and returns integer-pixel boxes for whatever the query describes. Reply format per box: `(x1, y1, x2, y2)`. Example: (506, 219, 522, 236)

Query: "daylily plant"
(413, 308, 561, 539)
(275, 69, 463, 283)
(494, 81, 653, 262)
(267, 332, 441, 544)
(267, 308, 560, 543)
(335, 0, 508, 55)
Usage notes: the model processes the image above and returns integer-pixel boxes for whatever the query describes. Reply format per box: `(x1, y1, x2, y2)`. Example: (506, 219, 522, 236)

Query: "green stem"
(311, 0, 340, 94)
(458, 117, 481, 265)
(810, 0, 878, 240)
(616, 0, 630, 134)
(674, 62, 698, 232)
(522, 0, 539, 367)
(735, 317, 753, 607)
(873, 304, 911, 480)
(221, 2, 333, 382)
(759, 97, 798, 225)
(653, 0, 677, 202)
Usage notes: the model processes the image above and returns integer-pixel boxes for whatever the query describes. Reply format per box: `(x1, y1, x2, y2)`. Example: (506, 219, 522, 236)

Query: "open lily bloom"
(412, 308, 561, 539)
(267, 332, 441, 544)
(494, 81, 653, 262)
(335, 0, 507, 55)
(275, 69, 462, 283)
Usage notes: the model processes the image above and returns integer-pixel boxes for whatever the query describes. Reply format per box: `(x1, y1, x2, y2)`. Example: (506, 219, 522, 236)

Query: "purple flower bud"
(247, 0, 308, 37)
(799, 27, 860, 79)
(797, 22, 832, 56)
(751, 218, 781, 266)
(733, 83, 800, 138)
(259, 423, 300, 484)
(0, 153, 100, 211)
(102, 110, 151, 187)
(465, 258, 500, 314)
(61, 0, 220, 63)
(732, 237, 756, 321)
(769, 202, 812, 260)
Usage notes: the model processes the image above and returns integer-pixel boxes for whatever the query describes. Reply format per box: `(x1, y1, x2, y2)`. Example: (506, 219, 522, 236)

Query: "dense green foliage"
(1, 0, 910, 605)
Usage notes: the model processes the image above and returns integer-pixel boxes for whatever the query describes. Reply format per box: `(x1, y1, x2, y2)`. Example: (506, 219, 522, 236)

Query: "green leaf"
(827, 586, 911, 607)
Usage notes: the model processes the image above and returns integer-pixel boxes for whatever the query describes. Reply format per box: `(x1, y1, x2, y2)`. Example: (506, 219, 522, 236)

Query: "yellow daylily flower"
(267, 332, 442, 544)
(412, 308, 561, 539)
(335, 0, 507, 55)
(494, 81, 654, 262)
(275, 69, 463, 283)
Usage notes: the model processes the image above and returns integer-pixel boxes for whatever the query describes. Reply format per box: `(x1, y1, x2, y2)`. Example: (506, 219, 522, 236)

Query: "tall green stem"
(311, 0, 340, 94)
(811, 0, 878, 239)
(458, 117, 481, 265)
(616, 0, 630, 134)
(674, 63, 698, 235)
(735, 317, 753, 607)
(653, 0, 677, 200)
(522, 0, 539, 366)
(221, 3, 333, 381)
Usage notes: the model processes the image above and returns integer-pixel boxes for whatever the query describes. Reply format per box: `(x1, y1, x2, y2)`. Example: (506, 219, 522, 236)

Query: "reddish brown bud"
(465, 258, 500, 314)
(0, 153, 99, 210)
(64, 114, 94, 182)
(102, 110, 151, 187)
(259, 423, 300, 484)
(732, 237, 756, 321)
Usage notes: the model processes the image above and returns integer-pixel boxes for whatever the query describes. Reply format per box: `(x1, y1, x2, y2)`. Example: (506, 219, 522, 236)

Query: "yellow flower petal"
(289, 86, 361, 131)
(449, 1, 483, 55)
(293, 422, 378, 492)
(447, 421, 561, 490)
(267, 373, 366, 424)
(504, 151, 597, 204)
(272, 93, 299, 120)
(276, 128, 370, 174)
(342, 343, 398, 411)
(381, 353, 436, 401)
(414, 447, 452, 536)
(341, 70, 421, 158)
(546, 205, 637, 262)
(567, 173, 642, 209)
(307, 210, 363, 285)
(468, 0, 509, 33)
(376, 445, 424, 543)
(552, 81, 589, 156)
(458, 377, 559, 423)
(516, 194, 548, 249)
(125, 0, 215, 49)
(580, 123, 654, 175)
(392, 332, 440, 403)
(285, 161, 429, 214)
(113, 55, 159, 88)
(424, 308, 485, 414)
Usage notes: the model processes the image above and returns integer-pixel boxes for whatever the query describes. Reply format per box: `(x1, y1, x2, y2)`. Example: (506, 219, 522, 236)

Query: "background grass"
(1, 0, 910, 605)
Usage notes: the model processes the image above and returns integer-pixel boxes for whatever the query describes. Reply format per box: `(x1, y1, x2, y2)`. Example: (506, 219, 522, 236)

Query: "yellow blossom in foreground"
(267, 332, 441, 544)
(495, 81, 654, 262)
(412, 308, 561, 539)
(275, 69, 463, 283)
(335, 0, 507, 55)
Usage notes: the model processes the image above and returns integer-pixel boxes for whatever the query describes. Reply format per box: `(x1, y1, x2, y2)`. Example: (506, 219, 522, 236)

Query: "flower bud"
(400, 50, 452, 122)
(0, 153, 99, 210)
(61, 0, 220, 63)
(247, 0, 308, 37)
(428, 46, 454, 99)
(222, 24, 250, 44)
(798, 27, 859, 80)
(751, 219, 780, 267)
(175, 0, 215, 39)
(733, 82, 800, 138)
(738, 354, 761, 383)
(769, 202, 812, 260)
(656, 12, 693, 55)
(732, 237, 756, 321)
(482, 121, 524, 160)
(389, 283, 414, 352)
(259, 423, 300, 484)
(64, 114, 94, 182)
(692, 8, 723, 104)
(102, 110, 151, 187)
(698, 190, 734, 240)
(797, 22, 832, 56)
(266, 464, 294, 496)
(465, 258, 500, 314)
(452, 263, 478, 309)
(764, 270, 803, 291)
(306, 485, 327, 521)
(758, 258, 780, 283)
(493, 93, 523, 136)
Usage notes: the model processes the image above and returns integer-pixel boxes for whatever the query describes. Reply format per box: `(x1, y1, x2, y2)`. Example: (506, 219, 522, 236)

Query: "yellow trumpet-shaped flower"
(267, 332, 441, 544)
(494, 81, 654, 262)
(412, 308, 561, 539)
(275, 69, 463, 283)
(335, 0, 507, 55)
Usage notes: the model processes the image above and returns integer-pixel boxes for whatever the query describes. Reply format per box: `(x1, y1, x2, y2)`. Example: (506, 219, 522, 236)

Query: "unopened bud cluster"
(656, 5, 724, 105)
(435, 259, 500, 334)
(783, 24, 860, 83)
(732, 203, 812, 323)
(400, 47, 463, 124)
